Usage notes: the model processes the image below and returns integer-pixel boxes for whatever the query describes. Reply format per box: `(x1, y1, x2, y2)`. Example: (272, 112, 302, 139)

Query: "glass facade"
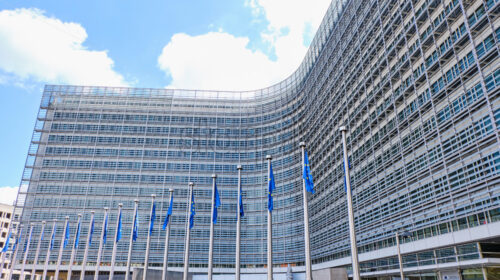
(12, 0, 500, 275)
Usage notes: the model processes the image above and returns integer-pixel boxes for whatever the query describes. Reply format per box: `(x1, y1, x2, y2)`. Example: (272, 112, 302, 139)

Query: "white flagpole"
(81, 211, 95, 280)
(266, 155, 273, 280)
(94, 208, 109, 280)
(42, 220, 57, 280)
(67, 214, 82, 280)
(300, 142, 313, 280)
(235, 165, 242, 280)
(31, 221, 45, 280)
(143, 194, 156, 280)
(182, 182, 194, 280)
(339, 126, 360, 280)
(20, 223, 34, 280)
(125, 200, 138, 280)
(208, 174, 217, 280)
(109, 204, 123, 279)
(55, 216, 69, 280)
(162, 189, 174, 280)
(0, 223, 13, 276)
(8, 223, 21, 280)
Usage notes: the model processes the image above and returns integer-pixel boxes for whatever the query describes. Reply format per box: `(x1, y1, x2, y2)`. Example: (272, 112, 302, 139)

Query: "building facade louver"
(12, 0, 500, 278)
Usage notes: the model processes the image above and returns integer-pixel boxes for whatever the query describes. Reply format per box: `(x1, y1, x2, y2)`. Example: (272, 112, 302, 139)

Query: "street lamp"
(396, 231, 412, 280)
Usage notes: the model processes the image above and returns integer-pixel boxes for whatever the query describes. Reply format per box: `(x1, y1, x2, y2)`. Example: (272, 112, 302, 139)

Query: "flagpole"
(95, 207, 109, 280)
(183, 182, 194, 280)
(55, 216, 69, 280)
(143, 194, 156, 280)
(81, 211, 95, 280)
(42, 220, 56, 280)
(162, 189, 174, 280)
(125, 200, 138, 280)
(110, 204, 123, 279)
(339, 126, 360, 280)
(236, 165, 242, 280)
(0, 223, 13, 276)
(299, 142, 313, 280)
(8, 223, 21, 280)
(67, 214, 82, 280)
(30, 221, 45, 280)
(207, 174, 216, 280)
(266, 155, 273, 280)
(20, 223, 34, 280)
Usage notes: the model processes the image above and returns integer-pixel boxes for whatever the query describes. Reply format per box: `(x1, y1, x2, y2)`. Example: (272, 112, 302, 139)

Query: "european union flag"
(89, 216, 95, 245)
(50, 226, 55, 250)
(132, 209, 139, 241)
(189, 192, 195, 229)
(74, 219, 81, 249)
(116, 210, 122, 243)
(343, 159, 351, 192)
(239, 188, 244, 218)
(13, 228, 21, 252)
(26, 227, 33, 252)
(303, 150, 315, 194)
(103, 213, 109, 245)
(40, 225, 44, 241)
(163, 194, 174, 230)
(63, 220, 70, 249)
(149, 202, 156, 235)
(268, 162, 276, 212)
(213, 182, 221, 224)
(1, 230, 11, 252)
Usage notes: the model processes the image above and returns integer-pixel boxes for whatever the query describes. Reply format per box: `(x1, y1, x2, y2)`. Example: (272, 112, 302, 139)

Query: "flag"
(63, 220, 70, 249)
(74, 219, 81, 249)
(132, 208, 139, 241)
(116, 210, 122, 243)
(239, 188, 244, 218)
(213, 182, 221, 224)
(303, 150, 315, 194)
(50, 226, 55, 250)
(149, 202, 156, 235)
(163, 194, 174, 230)
(103, 213, 109, 245)
(268, 162, 276, 212)
(13, 228, 22, 252)
(40, 225, 45, 241)
(343, 159, 351, 192)
(1, 231, 11, 252)
(89, 216, 95, 245)
(189, 192, 195, 229)
(25, 227, 33, 252)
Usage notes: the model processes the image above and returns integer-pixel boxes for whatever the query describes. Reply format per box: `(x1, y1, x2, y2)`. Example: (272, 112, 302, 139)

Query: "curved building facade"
(12, 0, 500, 278)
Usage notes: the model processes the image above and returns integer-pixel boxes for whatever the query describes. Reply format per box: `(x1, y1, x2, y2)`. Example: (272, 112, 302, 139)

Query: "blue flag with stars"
(239, 187, 244, 218)
(13, 228, 21, 252)
(50, 226, 55, 250)
(213, 182, 221, 224)
(88, 216, 95, 245)
(116, 209, 122, 243)
(163, 194, 174, 230)
(149, 202, 156, 235)
(74, 219, 81, 249)
(1, 230, 11, 252)
(189, 191, 195, 229)
(132, 208, 139, 241)
(268, 162, 276, 212)
(103, 213, 109, 245)
(63, 219, 70, 249)
(303, 150, 315, 194)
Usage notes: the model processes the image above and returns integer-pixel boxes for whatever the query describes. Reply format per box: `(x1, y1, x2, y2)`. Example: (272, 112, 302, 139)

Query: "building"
(0, 203, 14, 280)
(11, 0, 500, 278)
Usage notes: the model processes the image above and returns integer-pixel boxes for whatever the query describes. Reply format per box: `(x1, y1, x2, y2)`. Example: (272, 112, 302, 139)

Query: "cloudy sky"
(0, 0, 331, 205)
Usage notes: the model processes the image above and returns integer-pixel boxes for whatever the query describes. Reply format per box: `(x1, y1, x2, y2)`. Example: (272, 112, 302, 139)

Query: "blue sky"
(0, 0, 331, 204)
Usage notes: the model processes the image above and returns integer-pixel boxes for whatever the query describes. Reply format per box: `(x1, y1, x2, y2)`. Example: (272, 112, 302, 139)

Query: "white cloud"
(0, 8, 127, 87)
(157, 0, 331, 91)
(0, 186, 19, 206)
